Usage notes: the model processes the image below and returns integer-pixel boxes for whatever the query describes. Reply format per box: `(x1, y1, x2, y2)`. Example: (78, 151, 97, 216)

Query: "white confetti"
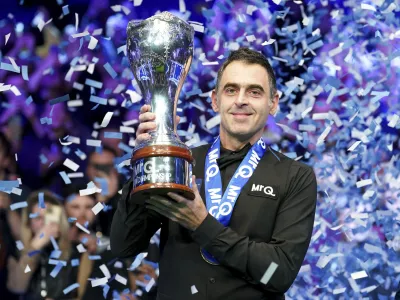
(100, 112, 114, 127)
(99, 264, 111, 279)
(88, 36, 98, 50)
(206, 114, 221, 129)
(351, 270, 368, 280)
(76, 243, 87, 253)
(191, 285, 198, 294)
(333, 287, 346, 294)
(115, 274, 127, 285)
(91, 277, 108, 287)
(145, 277, 156, 292)
(388, 114, 399, 128)
(361, 3, 376, 11)
(5, 33, 10, 45)
(24, 265, 31, 273)
(63, 158, 80, 172)
(86, 139, 102, 147)
(91, 202, 104, 215)
(76, 222, 90, 234)
(79, 187, 99, 196)
(356, 179, 373, 188)
(348, 141, 362, 152)
(260, 262, 278, 284)
(261, 39, 276, 46)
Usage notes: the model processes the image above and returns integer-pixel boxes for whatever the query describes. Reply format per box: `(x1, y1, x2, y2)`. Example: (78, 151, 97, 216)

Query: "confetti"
(10, 201, 27, 211)
(103, 63, 117, 79)
(260, 262, 278, 284)
(100, 264, 111, 279)
(76, 222, 90, 234)
(91, 277, 108, 287)
(351, 270, 368, 280)
(191, 285, 198, 294)
(63, 283, 80, 295)
(100, 112, 113, 128)
(115, 274, 127, 285)
(92, 202, 104, 215)
(76, 243, 87, 253)
(63, 158, 80, 172)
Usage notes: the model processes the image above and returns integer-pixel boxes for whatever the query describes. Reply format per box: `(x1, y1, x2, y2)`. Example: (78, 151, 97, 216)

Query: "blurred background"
(0, 0, 400, 299)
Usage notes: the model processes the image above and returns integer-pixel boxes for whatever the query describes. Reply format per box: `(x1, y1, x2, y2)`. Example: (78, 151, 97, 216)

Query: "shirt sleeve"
(110, 177, 163, 258)
(190, 164, 317, 293)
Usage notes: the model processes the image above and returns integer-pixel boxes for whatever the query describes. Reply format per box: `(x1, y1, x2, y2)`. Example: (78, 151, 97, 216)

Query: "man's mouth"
(231, 113, 252, 118)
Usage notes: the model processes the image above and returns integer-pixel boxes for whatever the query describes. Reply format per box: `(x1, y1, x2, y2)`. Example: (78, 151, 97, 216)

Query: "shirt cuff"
(191, 214, 225, 248)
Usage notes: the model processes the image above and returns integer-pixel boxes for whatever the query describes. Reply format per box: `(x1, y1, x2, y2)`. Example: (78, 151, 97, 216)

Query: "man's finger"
(140, 104, 151, 114)
(138, 112, 156, 123)
(167, 192, 189, 204)
(191, 175, 200, 194)
(146, 204, 178, 223)
(137, 122, 157, 134)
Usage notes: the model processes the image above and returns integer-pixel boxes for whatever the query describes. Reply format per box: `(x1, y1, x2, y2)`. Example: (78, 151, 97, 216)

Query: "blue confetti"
(50, 250, 62, 259)
(85, 78, 103, 89)
(88, 255, 101, 260)
(10, 201, 27, 211)
(50, 262, 64, 278)
(62, 5, 69, 15)
(49, 94, 70, 105)
(38, 192, 46, 209)
(104, 132, 122, 139)
(0, 180, 19, 193)
(94, 177, 108, 195)
(103, 62, 117, 79)
(25, 95, 33, 105)
(103, 284, 110, 299)
(29, 213, 39, 219)
(0, 62, 19, 73)
(71, 259, 80, 267)
(59, 171, 72, 184)
(63, 283, 80, 295)
(89, 95, 107, 105)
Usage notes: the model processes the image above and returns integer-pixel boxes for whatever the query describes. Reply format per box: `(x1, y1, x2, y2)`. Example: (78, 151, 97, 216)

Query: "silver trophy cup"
(127, 12, 195, 204)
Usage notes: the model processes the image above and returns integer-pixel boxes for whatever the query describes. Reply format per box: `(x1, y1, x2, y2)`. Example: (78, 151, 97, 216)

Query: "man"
(111, 47, 317, 299)
(86, 145, 120, 236)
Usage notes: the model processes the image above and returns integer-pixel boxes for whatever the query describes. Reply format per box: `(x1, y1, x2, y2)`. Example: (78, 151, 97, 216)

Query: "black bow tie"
(217, 143, 252, 170)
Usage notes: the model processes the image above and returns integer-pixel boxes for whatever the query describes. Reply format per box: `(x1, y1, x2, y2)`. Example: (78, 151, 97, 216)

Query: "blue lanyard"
(201, 136, 267, 264)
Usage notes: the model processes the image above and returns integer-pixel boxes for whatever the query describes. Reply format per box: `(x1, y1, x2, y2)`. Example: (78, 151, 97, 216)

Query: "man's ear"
(211, 89, 219, 113)
(269, 92, 280, 116)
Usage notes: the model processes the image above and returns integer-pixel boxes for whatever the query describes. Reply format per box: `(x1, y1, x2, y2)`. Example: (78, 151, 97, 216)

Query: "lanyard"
(201, 136, 267, 264)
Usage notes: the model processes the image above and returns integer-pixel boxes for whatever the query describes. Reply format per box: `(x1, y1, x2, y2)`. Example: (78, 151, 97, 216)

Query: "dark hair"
(88, 144, 118, 162)
(0, 132, 12, 159)
(215, 47, 277, 99)
(62, 179, 95, 202)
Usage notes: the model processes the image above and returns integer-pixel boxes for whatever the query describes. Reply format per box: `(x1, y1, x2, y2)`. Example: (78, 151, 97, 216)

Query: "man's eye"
(249, 90, 261, 96)
(225, 88, 236, 94)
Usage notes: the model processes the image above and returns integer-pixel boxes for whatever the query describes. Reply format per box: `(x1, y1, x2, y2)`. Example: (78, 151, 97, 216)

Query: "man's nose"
(235, 89, 249, 106)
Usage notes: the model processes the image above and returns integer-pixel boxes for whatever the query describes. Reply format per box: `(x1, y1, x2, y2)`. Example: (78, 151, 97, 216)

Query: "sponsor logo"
(251, 184, 276, 197)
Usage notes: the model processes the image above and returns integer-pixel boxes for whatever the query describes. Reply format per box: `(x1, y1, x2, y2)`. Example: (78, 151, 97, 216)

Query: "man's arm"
(191, 164, 317, 293)
(110, 178, 163, 258)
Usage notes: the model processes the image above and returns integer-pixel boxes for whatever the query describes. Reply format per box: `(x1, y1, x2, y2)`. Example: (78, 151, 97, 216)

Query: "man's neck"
(219, 130, 263, 151)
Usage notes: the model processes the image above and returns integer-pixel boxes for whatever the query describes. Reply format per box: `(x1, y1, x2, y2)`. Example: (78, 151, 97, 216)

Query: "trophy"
(127, 12, 195, 204)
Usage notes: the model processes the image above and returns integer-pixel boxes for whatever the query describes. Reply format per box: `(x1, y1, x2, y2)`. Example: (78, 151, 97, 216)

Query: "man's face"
(86, 150, 115, 181)
(211, 61, 279, 142)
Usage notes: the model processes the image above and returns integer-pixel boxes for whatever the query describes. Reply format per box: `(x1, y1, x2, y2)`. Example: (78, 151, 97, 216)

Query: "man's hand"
(136, 104, 180, 146)
(145, 175, 208, 231)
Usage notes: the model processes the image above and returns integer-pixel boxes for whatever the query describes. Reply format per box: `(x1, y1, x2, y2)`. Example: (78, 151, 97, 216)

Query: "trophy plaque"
(127, 12, 195, 204)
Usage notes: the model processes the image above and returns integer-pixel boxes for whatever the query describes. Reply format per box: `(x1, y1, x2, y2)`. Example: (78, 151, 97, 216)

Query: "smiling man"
(111, 47, 318, 300)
